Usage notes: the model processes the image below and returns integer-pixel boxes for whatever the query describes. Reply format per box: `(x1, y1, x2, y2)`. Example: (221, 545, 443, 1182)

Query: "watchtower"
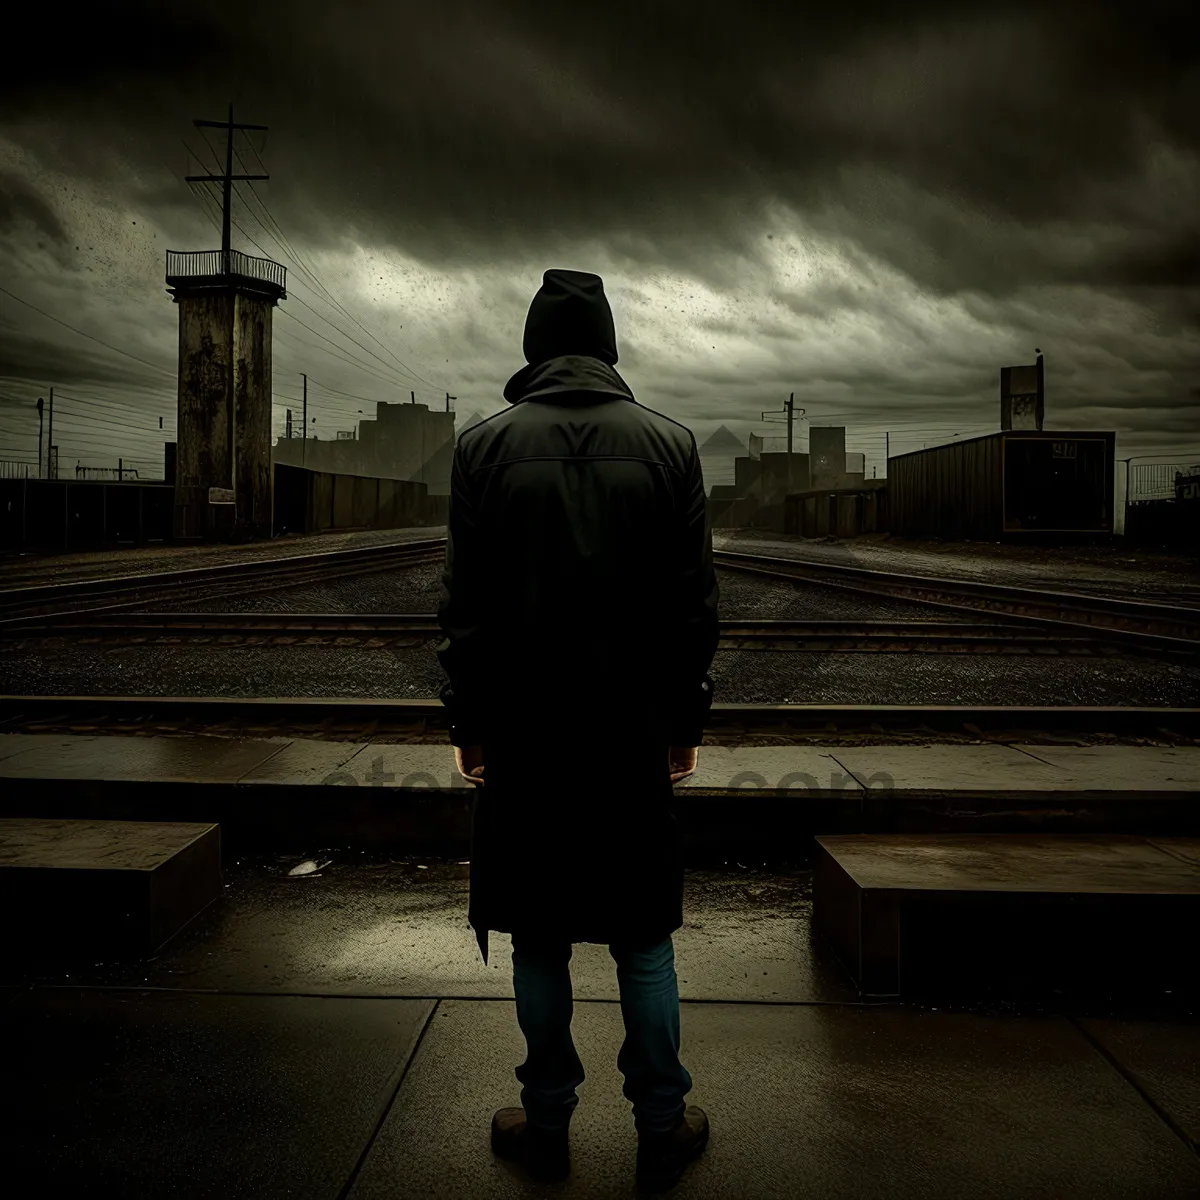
(166, 105, 286, 541)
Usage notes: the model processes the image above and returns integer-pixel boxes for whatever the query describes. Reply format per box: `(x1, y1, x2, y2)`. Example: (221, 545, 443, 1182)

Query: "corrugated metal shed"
(887, 431, 1115, 539)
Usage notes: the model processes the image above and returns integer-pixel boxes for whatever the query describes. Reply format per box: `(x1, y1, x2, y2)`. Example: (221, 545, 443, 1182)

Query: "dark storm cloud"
(0, 0, 1195, 297)
(0, 328, 156, 389)
(0, 0, 1196, 467)
(0, 172, 73, 270)
(0, 174, 67, 244)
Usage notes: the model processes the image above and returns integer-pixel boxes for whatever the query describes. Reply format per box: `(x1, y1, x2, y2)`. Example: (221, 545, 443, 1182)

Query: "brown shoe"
(635, 1106, 709, 1191)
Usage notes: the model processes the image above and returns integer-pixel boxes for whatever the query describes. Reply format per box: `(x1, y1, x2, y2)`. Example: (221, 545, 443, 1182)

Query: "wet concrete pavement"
(3, 853, 1199, 1197)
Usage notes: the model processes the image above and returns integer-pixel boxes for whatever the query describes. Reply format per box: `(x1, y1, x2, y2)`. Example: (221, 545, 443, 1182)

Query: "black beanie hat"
(522, 269, 619, 367)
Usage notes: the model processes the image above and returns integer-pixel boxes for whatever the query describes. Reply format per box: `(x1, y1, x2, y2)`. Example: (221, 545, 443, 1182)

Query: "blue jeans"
(510, 931, 693, 1134)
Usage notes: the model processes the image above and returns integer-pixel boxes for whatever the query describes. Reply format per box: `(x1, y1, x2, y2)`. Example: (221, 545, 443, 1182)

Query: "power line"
(194, 128, 224, 173)
(228, 166, 447, 390)
(0, 285, 174, 379)
(14, 401, 173, 432)
(185, 103, 270, 258)
(286, 290, 419, 385)
(36, 396, 174, 424)
(28, 414, 172, 440)
(181, 157, 442, 398)
(232, 178, 389, 355)
(224, 208, 419, 390)
(307, 377, 394, 405)
(236, 179, 446, 392)
(273, 322, 415, 391)
(187, 177, 412, 391)
(41, 390, 173, 415)
(276, 307, 415, 390)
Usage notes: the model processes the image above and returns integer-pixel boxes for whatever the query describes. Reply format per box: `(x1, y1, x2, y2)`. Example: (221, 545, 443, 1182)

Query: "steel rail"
(712, 549, 1200, 658)
(0, 539, 447, 623)
(0, 614, 1114, 653)
(0, 694, 1195, 739)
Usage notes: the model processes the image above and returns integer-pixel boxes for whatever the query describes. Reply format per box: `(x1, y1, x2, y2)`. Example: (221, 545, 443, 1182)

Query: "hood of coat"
(522, 268, 618, 365)
(502, 353, 635, 406)
(504, 267, 629, 405)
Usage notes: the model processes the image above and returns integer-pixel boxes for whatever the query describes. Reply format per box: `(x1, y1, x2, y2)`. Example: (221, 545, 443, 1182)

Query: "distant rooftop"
(165, 249, 287, 300)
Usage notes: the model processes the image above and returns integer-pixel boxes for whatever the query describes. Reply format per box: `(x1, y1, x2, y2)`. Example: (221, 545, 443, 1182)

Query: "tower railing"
(165, 249, 287, 293)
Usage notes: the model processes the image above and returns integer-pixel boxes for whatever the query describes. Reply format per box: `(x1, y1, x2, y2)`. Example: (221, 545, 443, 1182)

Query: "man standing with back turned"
(436, 268, 720, 1190)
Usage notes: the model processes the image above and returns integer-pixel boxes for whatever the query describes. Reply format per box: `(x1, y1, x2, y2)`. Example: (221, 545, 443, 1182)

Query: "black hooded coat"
(436, 269, 720, 965)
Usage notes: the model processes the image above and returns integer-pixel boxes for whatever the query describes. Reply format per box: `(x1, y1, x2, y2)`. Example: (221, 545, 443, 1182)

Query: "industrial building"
(886, 431, 1117, 540)
(273, 401, 456, 496)
(697, 424, 744, 492)
(886, 356, 1116, 540)
(709, 426, 867, 528)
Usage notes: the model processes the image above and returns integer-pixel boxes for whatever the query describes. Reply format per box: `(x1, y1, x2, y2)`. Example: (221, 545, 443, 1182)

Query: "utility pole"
(36, 397, 43, 479)
(446, 393, 456, 412)
(186, 103, 270, 264)
(301, 374, 307, 439)
(411, 391, 415, 405)
(47, 388, 54, 480)
(760, 393, 804, 455)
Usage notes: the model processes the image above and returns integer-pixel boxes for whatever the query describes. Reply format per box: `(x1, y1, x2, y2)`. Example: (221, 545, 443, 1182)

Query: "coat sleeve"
(664, 434, 721, 747)
(436, 438, 491, 748)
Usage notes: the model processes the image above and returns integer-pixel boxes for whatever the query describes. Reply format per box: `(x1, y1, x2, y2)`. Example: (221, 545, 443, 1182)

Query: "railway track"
(0, 538, 447, 622)
(2, 536, 1195, 658)
(0, 612, 1127, 654)
(712, 548, 1200, 659)
(1, 694, 1196, 742)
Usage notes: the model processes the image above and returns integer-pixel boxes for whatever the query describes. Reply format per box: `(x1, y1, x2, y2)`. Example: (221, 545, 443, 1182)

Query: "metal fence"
(165, 249, 287, 292)
(1129, 462, 1200, 501)
(75, 465, 140, 480)
(0, 459, 37, 479)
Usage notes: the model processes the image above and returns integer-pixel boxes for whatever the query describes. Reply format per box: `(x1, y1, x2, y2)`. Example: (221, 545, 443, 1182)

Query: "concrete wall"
(784, 487, 888, 538)
(272, 462, 444, 536)
(708, 495, 762, 529)
(173, 288, 275, 542)
(734, 455, 763, 495)
(810, 427, 847, 491)
(757, 453, 812, 502)
(175, 291, 233, 540)
(1, 479, 174, 551)
(233, 293, 273, 538)
(1124, 498, 1194, 548)
(732, 453, 812, 502)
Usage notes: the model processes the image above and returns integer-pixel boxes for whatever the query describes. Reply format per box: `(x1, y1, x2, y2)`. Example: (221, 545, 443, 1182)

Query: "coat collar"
(502, 354, 635, 406)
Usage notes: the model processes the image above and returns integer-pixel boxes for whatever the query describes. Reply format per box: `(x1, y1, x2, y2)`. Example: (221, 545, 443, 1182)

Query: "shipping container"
(887, 431, 1115, 540)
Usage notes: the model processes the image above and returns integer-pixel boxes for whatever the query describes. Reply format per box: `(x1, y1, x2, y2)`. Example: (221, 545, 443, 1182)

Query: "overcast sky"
(0, 0, 1196, 478)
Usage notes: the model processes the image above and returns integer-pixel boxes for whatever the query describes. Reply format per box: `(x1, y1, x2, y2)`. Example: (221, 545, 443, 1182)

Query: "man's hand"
(455, 744, 485, 786)
(669, 746, 698, 784)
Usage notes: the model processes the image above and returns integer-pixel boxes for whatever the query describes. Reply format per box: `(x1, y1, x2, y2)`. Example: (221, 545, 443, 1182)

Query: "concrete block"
(814, 834, 1200, 996)
(0, 818, 221, 954)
